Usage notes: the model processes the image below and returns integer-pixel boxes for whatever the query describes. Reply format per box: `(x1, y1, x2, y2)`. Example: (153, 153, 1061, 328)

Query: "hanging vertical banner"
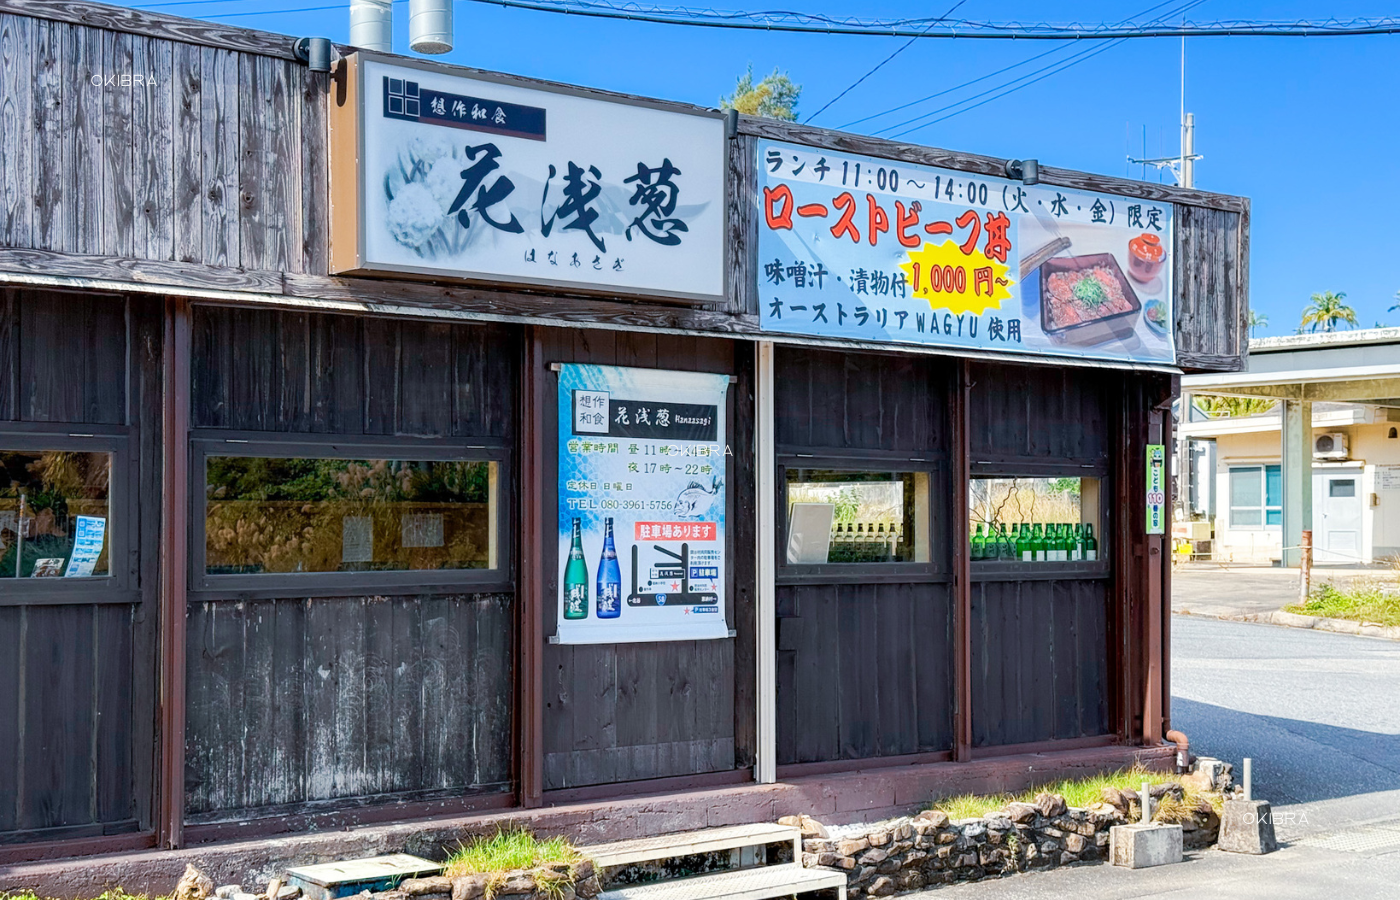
(557, 364, 730, 644)
(1146, 444, 1167, 534)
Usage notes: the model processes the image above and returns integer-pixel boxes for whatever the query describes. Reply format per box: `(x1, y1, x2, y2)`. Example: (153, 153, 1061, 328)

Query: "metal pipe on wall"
(349, 0, 392, 52)
(409, 0, 453, 54)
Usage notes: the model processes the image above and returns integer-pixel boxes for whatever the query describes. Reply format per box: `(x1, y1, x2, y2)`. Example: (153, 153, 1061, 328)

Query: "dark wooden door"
(0, 289, 161, 848)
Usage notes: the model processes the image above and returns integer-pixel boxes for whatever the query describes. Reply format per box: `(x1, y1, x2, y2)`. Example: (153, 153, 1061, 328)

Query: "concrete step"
(580, 823, 802, 870)
(596, 863, 846, 900)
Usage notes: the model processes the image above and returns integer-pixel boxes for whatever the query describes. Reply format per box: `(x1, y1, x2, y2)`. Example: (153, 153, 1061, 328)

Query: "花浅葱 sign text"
(756, 139, 1175, 365)
(331, 54, 726, 303)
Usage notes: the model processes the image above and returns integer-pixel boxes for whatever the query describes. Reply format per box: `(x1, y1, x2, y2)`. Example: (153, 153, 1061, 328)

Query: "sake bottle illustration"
(563, 518, 589, 620)
(596, 517, 622, 619)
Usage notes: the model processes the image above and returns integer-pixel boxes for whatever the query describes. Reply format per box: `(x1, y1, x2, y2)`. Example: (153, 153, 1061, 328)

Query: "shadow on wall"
(1172, 697, 1400, 805)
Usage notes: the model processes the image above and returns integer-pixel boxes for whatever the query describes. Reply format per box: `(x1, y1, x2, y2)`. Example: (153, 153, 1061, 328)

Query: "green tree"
(1247, 309, 1268, 337)
(721, 66, 801, 121)
(1388, 289, 1400, 315)
(1193, 395, 1276, 418)
(1300, 291, 1358, 333)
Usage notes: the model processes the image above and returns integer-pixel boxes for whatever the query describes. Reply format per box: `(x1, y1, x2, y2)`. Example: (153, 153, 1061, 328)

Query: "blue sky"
(122, 0, 1399, 336)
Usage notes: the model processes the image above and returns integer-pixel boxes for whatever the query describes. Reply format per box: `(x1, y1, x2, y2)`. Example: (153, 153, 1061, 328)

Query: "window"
(1229, 464, 1281, 527)
(193, 438, 508, 594)
(1329, 479, 1356, 498)
(1, 450, 112, 578)
(783, 468, 930, 565)
(968, 475, 1104, 563)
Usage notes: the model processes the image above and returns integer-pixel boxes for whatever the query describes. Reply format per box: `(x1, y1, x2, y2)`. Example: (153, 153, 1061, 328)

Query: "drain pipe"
(349, 0, 392, 51)
(1166, 729, 1191, 774)
(409, 0, 453, 54)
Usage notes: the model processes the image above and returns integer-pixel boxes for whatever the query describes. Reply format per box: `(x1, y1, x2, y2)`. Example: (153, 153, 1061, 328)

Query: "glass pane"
(206, 457, 497, 575)
(0, 450, 112, 578)
(1232, 507, 1262, 526)
(1230, 467, 1262, 508)
(1265, 508, 1282, 526)
(1329, 479, 1356, 498)
(1265, 465, 1282, 507)
(969, 476, 1102, 563)
(785, 469, 928, 564)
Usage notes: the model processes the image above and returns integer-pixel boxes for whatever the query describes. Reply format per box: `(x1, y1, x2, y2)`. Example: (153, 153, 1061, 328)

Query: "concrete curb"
(1175, 609, 1400, 641)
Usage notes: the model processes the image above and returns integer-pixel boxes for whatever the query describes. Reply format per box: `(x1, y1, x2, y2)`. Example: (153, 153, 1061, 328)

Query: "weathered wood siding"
(774, 347, 956, 765)
(967, 361, 1112, 747)
(969, 580, 1109, 747)
(0, 288, 161, 844)
(776, 583, 955, 763)
(540, 330, 748, 790)
(0, 11, 327, 275)
(185, 593, 513, 818)
(184, 306, 517, 820)
(1174, 204, 1250, 371)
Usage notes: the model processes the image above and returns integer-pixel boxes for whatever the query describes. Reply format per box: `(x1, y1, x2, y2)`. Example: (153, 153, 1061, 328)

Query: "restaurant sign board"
(330, 53, 727, 303)
(756, 139, 1175, 365)
(556, 364, 731, 645)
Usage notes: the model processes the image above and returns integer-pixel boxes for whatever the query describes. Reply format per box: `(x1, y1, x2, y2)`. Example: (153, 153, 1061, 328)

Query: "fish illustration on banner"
(673, 476, 722, 519)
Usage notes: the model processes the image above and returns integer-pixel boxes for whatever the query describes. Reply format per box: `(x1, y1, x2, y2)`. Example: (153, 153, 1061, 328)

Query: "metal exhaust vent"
(349, 0, 392, 52)
(409, 0, 453, 54)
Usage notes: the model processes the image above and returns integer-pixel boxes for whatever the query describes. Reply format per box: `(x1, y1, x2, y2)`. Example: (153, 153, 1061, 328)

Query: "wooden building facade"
(0, 0, 1248, 862)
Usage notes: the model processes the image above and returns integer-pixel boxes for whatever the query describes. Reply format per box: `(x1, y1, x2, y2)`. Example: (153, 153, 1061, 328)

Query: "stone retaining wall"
(793, 784, 1222, 897)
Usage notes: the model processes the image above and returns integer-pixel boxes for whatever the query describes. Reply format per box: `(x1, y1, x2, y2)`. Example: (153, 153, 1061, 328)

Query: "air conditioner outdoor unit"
(1314, 432, 1349, 459)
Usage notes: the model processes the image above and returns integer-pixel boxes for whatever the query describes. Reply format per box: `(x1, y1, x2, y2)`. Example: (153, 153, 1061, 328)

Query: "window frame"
(1227, 463, 1281, 531)
(190, 431, 513, 599)
(0, 423, 136, 605)
(967, 461, 1112, 580)
(776, 453, 948, 585)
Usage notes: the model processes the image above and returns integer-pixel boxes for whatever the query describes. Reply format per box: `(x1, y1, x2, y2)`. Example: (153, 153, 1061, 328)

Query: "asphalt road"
(916, 616, 1400, 898)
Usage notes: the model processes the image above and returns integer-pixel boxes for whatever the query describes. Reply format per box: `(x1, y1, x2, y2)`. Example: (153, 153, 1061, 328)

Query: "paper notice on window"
(32, 557, 65, 578)
(787, 502, 835, 564)
(63, 515, 106, 578)
(402, 513, 444, 548)
(342, 515, 374, 563)
(1380, 465, 1400, 491)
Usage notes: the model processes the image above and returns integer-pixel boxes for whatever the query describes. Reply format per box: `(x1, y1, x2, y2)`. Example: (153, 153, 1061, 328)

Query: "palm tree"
(1389, 289, 1400, 314)
(1247, 310, 1268, 337)
(1300, 291, 1358, 333)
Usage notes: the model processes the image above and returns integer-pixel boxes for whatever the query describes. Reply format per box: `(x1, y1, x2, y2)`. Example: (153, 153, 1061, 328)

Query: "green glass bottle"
(1017, 523, 1031, 562)
(1084, 523, 1099, 562)
(563, 518, 589, 619)
(1053, 524, 1067, 562)
(971, 523, 985, 560)
(1071, 524, 1084, 562)
(1029, 524, 1042, 562)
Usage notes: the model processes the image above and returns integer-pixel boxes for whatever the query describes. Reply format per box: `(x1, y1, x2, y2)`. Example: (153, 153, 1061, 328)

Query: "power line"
(134, 0, 1400, 39)
(451, 1, 1400, 40)
(837, 0, 1186, 132)
(880, 0, 1208, 139)
(802, 0, 966, 125)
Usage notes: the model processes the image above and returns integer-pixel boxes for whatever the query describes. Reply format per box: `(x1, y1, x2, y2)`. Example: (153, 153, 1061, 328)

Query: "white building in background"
(1181, 328, 1400, 566)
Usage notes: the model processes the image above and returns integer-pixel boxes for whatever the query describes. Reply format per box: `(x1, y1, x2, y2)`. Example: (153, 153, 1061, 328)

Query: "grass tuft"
(1285, 581, 1400, 627)
(928, 764, 1185, 821)
(442, 828, 582, 881)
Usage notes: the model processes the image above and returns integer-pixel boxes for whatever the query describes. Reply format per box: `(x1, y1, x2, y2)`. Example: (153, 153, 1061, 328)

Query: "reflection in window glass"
(205, 457, 497, 575)
(969, 476, 1101, 562)
(0, 451, 111, 578)
(785, 469, 929, 564)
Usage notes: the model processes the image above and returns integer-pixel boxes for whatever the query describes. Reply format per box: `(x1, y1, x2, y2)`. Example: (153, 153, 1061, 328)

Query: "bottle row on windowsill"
(826, 521, 905, 563)
(971, 522, 1098, 563)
